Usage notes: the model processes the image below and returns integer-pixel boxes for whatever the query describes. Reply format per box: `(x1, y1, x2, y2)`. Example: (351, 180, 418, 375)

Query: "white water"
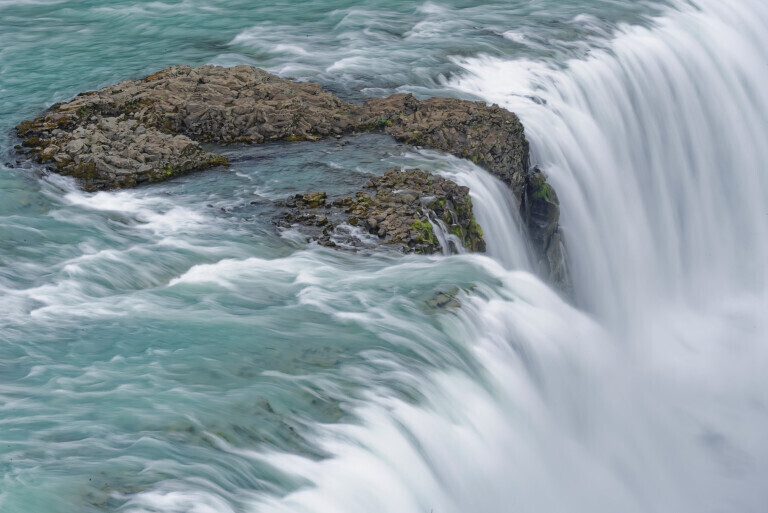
(429, 214, 466, 256)
(434, 155, 536, 271)
(427, 156, 531, 262)
(451, 0, 768, 328)
(123, 0, 768, 511)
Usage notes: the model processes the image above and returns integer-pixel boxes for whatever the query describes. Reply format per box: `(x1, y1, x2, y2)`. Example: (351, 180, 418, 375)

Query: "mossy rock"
(275, 168, 486, 255)
(532, 182, 555, 201)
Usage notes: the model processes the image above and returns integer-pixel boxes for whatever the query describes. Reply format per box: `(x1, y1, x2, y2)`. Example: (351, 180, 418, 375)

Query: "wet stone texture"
(13, 64, 568, 289)
(276, 169, 485, 255)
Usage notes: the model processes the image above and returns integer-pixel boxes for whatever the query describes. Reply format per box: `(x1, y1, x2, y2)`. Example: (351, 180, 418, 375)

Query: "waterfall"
(223, 1, 768, 512)
(450, 0, 768, 329)
(410, 150, 534, 267)
(435, 156, 535, 271)
(6, 0, 768, 509)
(427, 215, 466, 256)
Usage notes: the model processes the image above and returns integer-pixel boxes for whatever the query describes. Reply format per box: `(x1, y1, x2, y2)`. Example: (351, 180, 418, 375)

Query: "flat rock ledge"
(13, 64, 568, 289)
(277, 168, 485, 255)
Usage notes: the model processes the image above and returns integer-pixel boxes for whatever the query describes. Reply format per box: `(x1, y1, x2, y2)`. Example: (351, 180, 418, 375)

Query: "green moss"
(121, 98, 154, 113)
(468, 216, 483, 239)
(54, 155, 71, 169)
(16, 120, 36, 137)
(144, 70, 166, 82)
(452, 196, 471, 220)
(206, 155, 229, 167)
(412, 218, 438, 245)
(464, 150, 486, 165)
(68, 161, 99, 180)
(77, 107, 92, 118)
(283, 134, 307, 142)
(404, 130, 425, 145)
(21, 137, 42, 148)
(532, 182, 554, 201)
(301, 192, 327, 208)
(160, 117, 175, 133)
(354, 193, 372, 205)
(357, 117, 393, 132)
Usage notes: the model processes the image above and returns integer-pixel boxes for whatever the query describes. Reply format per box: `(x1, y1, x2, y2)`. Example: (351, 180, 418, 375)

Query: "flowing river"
(1, 0, 766, 511)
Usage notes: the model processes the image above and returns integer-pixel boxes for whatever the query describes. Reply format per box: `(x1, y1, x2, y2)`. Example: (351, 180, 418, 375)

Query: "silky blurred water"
(2, 0, 767, 512)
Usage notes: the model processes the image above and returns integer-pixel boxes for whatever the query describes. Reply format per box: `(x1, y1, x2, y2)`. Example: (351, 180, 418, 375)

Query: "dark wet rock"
(358, 94, 530, 197)
(426, 289, 462, 310)
(276, 168, 485, 255)
(13, 64, 566, 289)
(521, 167, 570, 292)
(359, 94, 573, 291)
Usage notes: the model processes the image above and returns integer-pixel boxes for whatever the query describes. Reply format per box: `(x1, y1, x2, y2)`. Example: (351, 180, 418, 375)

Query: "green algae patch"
(411, 218, 438, 246)
(533, 182, 555, 201)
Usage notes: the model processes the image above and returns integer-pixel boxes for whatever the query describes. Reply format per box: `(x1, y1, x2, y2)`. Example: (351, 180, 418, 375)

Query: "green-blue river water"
(3, 1, 768, 512)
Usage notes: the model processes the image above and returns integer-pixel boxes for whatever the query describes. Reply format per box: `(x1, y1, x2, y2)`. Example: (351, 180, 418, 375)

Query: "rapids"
(1, 0, 766, 512)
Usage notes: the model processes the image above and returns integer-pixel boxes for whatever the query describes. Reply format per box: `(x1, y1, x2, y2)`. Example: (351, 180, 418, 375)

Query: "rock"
(53, 153, 71, 166)
(276, 168, 485, 255)
(426, 289, 462, 310)
(357, 94, 530, 197)
(13, 64, 568, 289)
(13, 64, 535, 196)
(40, 145, 57, 160)
(521, 167, 570, 292)
(65, 139, 85, 153)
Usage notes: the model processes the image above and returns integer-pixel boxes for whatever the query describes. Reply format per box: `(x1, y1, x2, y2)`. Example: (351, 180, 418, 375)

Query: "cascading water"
(433, 153, 535, 271)
(414, 150, 532, 263)
(231, 0, 768, 511)
(427, 216, 464, 256)
(1, 0, 767, 512)
(451, 0, 768, 326)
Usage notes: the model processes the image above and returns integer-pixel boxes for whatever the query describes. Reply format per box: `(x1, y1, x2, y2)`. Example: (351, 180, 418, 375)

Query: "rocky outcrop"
(13, 64, 566, 288)
(16, 114, 227, 190)
(276, 168, 485, 255)
(14, 65, 530, 192)
(358, 94, 530, 197)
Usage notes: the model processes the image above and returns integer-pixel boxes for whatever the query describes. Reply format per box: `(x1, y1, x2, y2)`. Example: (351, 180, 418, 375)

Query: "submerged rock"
(276, 168, 485, 255)
(426, 288, 462, 310)
(13, 64, 567, 289)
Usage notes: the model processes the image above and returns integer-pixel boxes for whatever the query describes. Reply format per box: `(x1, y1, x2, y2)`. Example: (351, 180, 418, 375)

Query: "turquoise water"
(0, 0, 667, 127)
(3, 1, 768, 512)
